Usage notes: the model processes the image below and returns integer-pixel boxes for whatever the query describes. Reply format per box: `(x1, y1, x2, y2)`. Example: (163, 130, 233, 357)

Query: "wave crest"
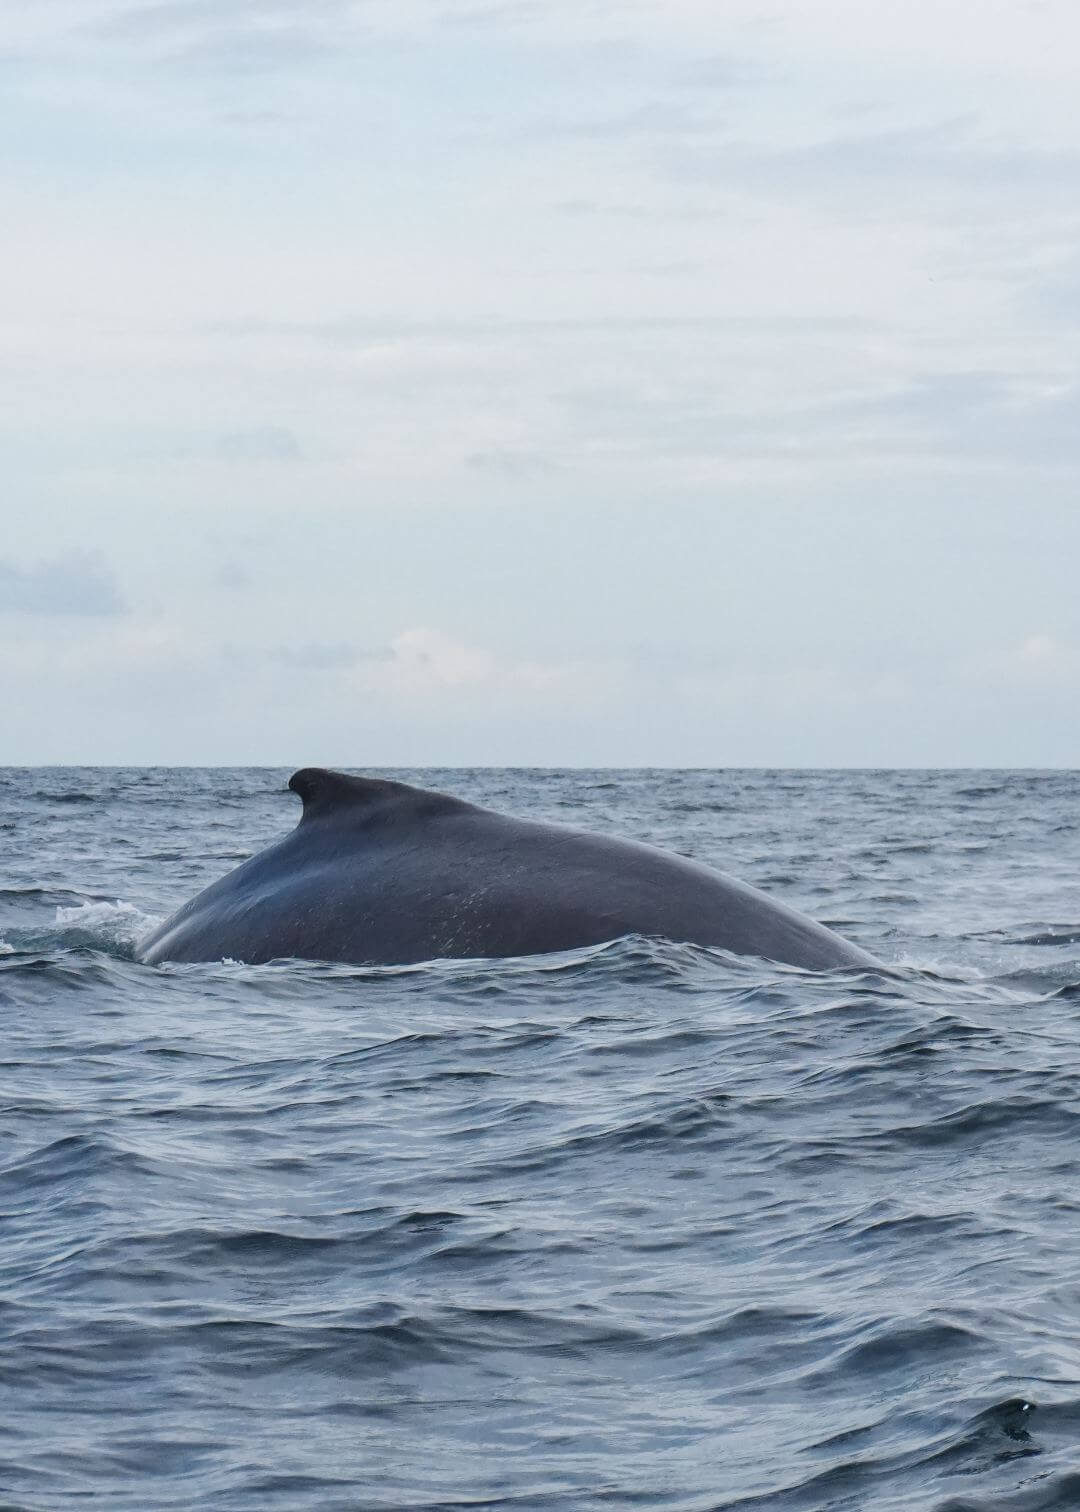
(53, 900, 161, 954)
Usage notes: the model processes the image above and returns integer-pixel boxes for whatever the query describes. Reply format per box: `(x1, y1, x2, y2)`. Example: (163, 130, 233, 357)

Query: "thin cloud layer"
(215, 427, 304, 463)
(5, 0, 1080, 761)
(0, 552, 128, 617)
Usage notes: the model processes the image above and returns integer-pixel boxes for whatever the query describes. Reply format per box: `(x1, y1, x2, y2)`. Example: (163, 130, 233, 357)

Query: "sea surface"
(3, 767, 1080, 1512)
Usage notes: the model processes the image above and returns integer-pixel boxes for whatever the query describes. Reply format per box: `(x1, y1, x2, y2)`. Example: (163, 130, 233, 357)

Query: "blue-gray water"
(3, 767, 1080, 1511)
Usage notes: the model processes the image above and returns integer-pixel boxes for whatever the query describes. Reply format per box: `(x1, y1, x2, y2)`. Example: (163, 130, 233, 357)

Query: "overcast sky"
(3, 0, 1080, 765)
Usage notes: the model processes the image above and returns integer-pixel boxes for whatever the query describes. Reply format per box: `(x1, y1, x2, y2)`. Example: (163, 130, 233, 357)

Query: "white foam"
(0, 940, 13, 955)
(54, 899, 162, 951)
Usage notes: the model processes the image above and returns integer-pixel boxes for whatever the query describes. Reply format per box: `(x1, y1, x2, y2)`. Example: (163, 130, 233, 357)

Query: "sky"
(3, 0, 1080, 765)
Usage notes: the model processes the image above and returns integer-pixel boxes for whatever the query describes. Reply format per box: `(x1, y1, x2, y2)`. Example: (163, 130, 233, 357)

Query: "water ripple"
(3, 767, 1080, 1509)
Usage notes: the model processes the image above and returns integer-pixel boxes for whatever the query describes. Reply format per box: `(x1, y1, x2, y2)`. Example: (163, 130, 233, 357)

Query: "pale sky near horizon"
(3, 0, 1080, 765)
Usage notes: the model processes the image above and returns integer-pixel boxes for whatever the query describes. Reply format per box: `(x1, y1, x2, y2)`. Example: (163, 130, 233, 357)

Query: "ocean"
(2, 767, 1079, 1511)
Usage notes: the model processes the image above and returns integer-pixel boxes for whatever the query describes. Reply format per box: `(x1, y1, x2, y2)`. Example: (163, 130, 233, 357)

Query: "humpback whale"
(136, 768, 877, 971)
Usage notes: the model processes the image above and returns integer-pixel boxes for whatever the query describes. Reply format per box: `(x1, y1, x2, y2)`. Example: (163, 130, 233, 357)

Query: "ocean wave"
(0, 891, 162, 960)
(5, 766, 1080, 1510)
(53, 899, 161, 951)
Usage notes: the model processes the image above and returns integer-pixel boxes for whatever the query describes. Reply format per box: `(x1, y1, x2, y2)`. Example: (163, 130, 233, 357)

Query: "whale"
(135, 768, 878, 971)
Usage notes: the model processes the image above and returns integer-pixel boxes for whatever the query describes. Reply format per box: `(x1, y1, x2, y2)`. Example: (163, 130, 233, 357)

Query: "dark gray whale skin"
(135, 768, 878, 971)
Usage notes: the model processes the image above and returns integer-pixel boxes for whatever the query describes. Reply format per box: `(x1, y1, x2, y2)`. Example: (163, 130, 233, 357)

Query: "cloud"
(804, 371, 1080, 465)
(214, 426, 304, 463)
(149, 428, 305, 465)
(1001, 633, 1080, 688)
(432, 1, 559, 31)
(464, 448, 559, 479)
(1023, 253, 1080, 329)
(266, 641, 377, 670)
(660, 115, 1080, 219)
(217, 640, 393, 672)
(678, 53, 761, 89)
(166, 26, 338, 74)
(525, 100, 717, 144)
(351, 627, 607, 701)
(215, 559, 251, 590)
(87, 0, 359, 72)
(549, 197, 725, 222)
(378, 627, 497, 689)
(208, 631, 599, 699)
(541, 363, 1080, 469)
(206, 313, 867, 348)
(0, 551, 127, 616)
(91, 0, 342, 39)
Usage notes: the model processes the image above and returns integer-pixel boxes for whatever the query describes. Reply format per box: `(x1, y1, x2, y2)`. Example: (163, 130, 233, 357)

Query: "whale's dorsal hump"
(288, 767, 469, 825)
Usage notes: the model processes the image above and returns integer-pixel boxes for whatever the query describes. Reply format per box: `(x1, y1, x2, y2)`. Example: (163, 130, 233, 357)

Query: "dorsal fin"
(287, 767, 467, 824)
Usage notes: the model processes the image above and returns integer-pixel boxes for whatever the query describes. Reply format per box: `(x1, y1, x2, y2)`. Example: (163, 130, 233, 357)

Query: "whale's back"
(136, 769, 877, 971)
